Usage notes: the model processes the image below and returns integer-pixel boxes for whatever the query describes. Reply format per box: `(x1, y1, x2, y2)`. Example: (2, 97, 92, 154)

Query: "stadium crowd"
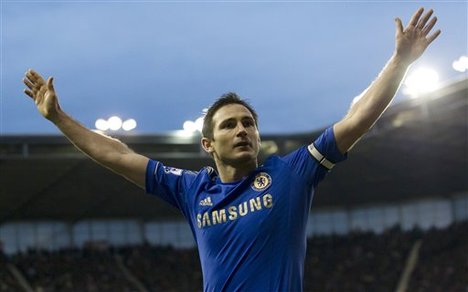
(408, 221, 468, 292)
(10, 246, 138, 292)
(303, 227, 419, 292)
(1, 221, 466, 292)
(0, 252, 23, 292)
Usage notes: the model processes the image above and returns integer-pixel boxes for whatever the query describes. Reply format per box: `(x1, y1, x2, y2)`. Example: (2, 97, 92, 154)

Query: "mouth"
(234, 141, 252, 148)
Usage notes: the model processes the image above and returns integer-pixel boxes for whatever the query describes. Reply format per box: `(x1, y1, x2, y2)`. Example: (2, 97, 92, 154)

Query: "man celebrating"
(23, 8, 440, 292)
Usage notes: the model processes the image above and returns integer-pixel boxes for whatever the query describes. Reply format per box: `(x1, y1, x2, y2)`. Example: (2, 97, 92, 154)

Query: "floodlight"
(452, 55, 468, 72)
(122, 119, 137, 131)
(195, 117, 204, 132)
(95, 119, 109, 131)
(403, 67, 439, 98)
(181, 109, 206, 134)
(183, 120, 197, 133)
(108, 116, 123, 131)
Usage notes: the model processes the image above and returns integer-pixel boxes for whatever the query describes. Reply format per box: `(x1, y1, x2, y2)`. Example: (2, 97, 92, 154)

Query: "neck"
(215, 159, 258, 183)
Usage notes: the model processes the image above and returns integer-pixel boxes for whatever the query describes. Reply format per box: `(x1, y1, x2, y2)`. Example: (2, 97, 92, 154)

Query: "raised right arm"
(23, 69, 149, 189)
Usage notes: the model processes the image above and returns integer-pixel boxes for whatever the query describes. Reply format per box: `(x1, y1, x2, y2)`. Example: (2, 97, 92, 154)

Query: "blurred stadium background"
(0, 77, 467, 291)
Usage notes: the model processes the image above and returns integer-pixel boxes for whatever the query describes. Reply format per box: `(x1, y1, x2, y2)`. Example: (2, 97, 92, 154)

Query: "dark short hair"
(202, 92, 258, 139)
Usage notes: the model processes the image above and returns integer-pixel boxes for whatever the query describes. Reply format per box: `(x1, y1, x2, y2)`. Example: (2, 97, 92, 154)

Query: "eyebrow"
(218, 116, 254, 128)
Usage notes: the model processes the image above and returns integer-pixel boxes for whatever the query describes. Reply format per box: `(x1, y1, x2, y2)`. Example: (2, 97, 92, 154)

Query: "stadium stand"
(408, 221, 468, 292)
(304, 227, 419, 292)
(0, 253, 25, 292)
(0, 221, 466, 291)
(13, 247, 139, 292)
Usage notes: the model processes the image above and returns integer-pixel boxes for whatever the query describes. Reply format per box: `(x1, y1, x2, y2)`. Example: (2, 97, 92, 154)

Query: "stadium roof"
(1, 78, 467, 222)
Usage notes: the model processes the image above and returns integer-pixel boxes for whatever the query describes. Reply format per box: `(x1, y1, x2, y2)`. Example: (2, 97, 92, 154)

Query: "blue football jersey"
(146, 127, 346, 292)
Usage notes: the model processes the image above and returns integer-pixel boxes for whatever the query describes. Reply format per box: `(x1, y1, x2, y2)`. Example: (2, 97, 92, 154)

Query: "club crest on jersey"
(251, 172, 272, 191)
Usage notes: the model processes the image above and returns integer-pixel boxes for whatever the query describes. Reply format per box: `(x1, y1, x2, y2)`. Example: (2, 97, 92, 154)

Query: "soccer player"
(23, 8, 440, 291)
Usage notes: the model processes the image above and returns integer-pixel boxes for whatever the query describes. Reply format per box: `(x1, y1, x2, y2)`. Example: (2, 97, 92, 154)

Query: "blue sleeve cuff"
(313, 127, 347, 166)
(145, 159, 157, 194)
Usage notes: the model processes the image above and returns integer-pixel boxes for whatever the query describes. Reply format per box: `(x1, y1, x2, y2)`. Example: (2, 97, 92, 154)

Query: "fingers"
(23, 69, 48, 99)
(398, 8, 440, 44)
(47, 77, 55, 91)
(23, 76, 39, 100)
(426, 29, 441, 45)
(417, 9, 440, 44)
(24, 69, 45, 88)
(417, 9, 433, 29)
(422, 17, 437, 36)
(24, 89, 34, 99)
(395, 18, 404, 35)
(27, 69, 44, 83)
(409, 7, 424, 27)
(23, 76, 35, 90)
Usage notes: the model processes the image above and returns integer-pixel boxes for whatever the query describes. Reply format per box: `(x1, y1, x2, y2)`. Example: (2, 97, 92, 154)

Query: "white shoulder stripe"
(307, 144, 335, 170)
(154, 161, 160, 175)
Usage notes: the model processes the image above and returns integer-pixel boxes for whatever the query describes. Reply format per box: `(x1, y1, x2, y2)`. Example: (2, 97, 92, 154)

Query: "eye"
(243, 119, 254, 127)
(221, 120, 235, 129)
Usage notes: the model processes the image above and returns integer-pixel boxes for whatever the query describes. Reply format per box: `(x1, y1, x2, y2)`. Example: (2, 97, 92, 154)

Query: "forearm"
(23, 70, 148, 188)
(51, 110, 133, 168)
(333, 54, 411, 153)
(329, 8, 439, 154)
(345, 54, 410, 132)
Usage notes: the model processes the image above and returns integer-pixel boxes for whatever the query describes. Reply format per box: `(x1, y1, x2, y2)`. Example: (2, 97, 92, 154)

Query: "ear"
(201, 137, 214, 154)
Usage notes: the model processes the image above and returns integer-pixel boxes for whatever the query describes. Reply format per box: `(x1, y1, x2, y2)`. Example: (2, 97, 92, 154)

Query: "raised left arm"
(333, 7, 441, 154)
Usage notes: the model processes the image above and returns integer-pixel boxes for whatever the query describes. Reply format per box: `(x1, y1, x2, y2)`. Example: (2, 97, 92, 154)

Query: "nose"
(236, 122, 247, 137)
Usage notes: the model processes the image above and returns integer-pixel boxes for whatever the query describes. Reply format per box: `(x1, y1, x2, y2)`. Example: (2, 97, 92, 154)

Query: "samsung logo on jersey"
(196, 194, 273, 229)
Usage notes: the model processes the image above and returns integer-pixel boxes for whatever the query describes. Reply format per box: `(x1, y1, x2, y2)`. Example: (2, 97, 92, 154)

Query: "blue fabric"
(146, 127, 346, 292)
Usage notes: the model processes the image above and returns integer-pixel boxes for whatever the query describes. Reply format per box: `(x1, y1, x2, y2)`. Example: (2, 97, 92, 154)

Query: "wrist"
(391, 52, 413, 68)
(48, 108, 67, 125)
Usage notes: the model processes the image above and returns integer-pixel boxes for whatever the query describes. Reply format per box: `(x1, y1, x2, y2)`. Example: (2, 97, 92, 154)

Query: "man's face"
(205, 103, 261, 166)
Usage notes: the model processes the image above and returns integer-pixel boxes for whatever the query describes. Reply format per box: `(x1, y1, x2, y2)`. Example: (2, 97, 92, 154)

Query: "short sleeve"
(281, 127, 347, 186)
(145, 159, 197, 211)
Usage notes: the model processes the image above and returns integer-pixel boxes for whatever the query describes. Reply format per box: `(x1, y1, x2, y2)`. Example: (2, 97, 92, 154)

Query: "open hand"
(23, 69, 61, 121)
(394, 8, 441, 64)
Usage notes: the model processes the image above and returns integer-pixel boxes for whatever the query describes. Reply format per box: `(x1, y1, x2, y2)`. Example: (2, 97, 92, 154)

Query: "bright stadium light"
(180, 118, 202, 137)
(95, 116, 137, 132)
(452, 55, 468, 72)
(122, 119, 137, 131)
(403, 67, 439, 98)
(95, 119, 109, 131)
(181, 109, 206, 135)
(183, 120, 197, 133)
(176, 129, 195, 137)
(108, 116, 123, 131)
(195, 117, 204, 132)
